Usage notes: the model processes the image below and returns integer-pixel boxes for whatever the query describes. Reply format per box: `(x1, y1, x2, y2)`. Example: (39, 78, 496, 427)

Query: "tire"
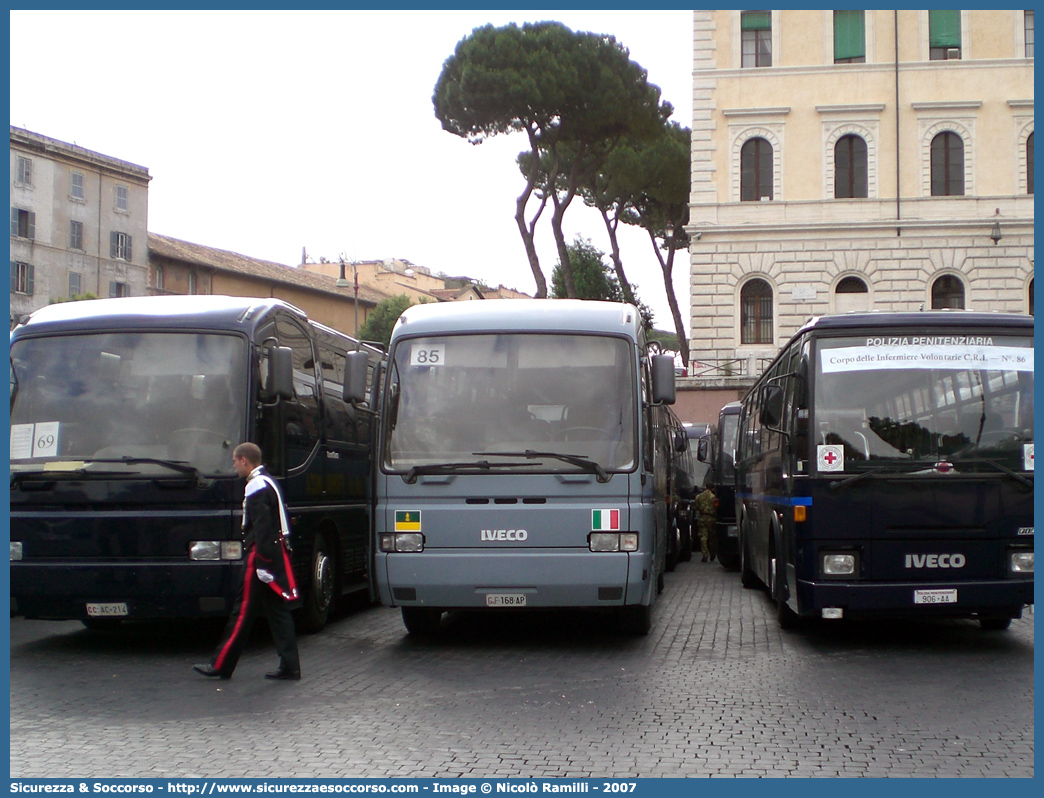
(739, 522, 758, 589)
(617, 603, 652, 636)
(665, 523, 679, 572)
(979, 617, 1012, 631)
(718, 551, 740, 571)
(679, 520, 693, 562)
(81, 618, 122, 632)
(296, 534, 336, 633)
(401, 607, 443, 636)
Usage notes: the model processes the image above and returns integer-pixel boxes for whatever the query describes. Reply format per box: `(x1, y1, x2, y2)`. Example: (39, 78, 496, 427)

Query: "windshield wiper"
(828, 463, 924, 491)
(477, 450, 610, 483)
(950, 457, 1033, 489)
(11, 457, 206, 487)
(402, 459, 537, 483)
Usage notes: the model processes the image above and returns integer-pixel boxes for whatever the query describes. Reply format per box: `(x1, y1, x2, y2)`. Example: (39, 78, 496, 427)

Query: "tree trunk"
(648, 229, 690, 369)
(516, 189, 546, 298)
(550, 195, 577, 298)
(515, 143, 548, 298)
(599, 207, 636, 307)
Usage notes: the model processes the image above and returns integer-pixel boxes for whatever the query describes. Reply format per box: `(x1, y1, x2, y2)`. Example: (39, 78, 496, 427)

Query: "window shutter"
(26, 263, 34, 296)
(834, 10, 865, 61)
(10, 207, 18, 237)
(27, 211, 35, 241)
(929, 10, 961, 47)
(742, 11, 771, 30)
(110, 231, 118, 258)
(126, 235, 132, 262)
(10, 261, 17, 292)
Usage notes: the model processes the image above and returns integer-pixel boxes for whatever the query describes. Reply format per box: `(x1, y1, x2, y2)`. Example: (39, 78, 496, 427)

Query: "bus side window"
(318, 344, 356, 445)
(277, 318, 320, 471)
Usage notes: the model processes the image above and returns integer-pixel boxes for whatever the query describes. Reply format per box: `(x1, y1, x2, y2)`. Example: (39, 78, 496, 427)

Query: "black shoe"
(701, 556, 708, 562)
(193, 663, 230, 679)
(710, 555, 716, 562)
(265, 668, 301, 681)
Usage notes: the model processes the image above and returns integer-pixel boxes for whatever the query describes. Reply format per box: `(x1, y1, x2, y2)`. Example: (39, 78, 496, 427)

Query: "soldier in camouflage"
(695, 483, 718, 563)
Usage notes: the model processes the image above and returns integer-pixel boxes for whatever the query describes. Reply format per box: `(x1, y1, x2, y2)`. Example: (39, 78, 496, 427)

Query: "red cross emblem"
(824, 450, 838, 466)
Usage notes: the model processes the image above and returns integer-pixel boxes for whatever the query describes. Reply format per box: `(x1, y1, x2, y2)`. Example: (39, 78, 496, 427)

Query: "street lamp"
(337, 257, 360, 345)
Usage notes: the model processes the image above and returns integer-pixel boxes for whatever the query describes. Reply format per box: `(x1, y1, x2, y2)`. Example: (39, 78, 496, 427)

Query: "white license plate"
(913, 589, 957, 605)
(485, 593, 527, 607)
(86, 602, 128, 617)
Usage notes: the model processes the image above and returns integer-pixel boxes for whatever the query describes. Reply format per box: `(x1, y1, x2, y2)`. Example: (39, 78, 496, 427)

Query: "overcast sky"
(10, 9, 693, 333)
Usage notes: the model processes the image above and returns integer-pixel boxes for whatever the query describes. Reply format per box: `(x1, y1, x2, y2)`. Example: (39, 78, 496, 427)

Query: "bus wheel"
(979, 617, 1012, 631)
(297, 534, 336, 633)
(665, 525, 679, 573)
(402, 607, 443, 636)
(617, 603, 652, 636)
(679, 521, 693, 562)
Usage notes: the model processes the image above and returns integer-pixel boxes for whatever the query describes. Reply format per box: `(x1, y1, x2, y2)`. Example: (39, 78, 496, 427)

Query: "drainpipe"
(895, 10, 902, 237)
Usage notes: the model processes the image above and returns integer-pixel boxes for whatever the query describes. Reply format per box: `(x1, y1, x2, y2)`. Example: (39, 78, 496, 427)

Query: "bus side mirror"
(343, 351, 370, 404)
(697, 436, 710, 463)
(673, 430, 687, 452)
(651, 355, 676, 405)
(760, 384, 785, 428)
(266, 346, 294, 400)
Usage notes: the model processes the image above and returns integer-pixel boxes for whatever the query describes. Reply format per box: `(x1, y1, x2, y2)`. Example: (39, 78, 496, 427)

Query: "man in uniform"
(193, 442, 301, 680)
(695, 482, 718, 563)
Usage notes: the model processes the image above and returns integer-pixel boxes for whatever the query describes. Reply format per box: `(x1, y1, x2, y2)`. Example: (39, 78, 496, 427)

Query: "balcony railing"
(686, 356, 774, 380)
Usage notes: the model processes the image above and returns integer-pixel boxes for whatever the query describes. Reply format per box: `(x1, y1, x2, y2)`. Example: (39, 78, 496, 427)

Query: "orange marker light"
(794, 505, 807, 523)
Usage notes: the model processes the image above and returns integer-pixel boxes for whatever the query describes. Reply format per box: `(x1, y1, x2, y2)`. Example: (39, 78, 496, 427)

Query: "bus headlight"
(380, 533, 424, 553)
(590, 533, 638, 552)
(189, 541, 243, 561)
(821, 552, 857, 577)
(10, 542, 23, 561)
(1009, 551, 1034, 574)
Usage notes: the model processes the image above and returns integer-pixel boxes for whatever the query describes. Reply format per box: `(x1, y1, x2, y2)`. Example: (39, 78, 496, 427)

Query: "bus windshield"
(718, 412, 740, 481)
(814, 334, 1034, 472)
(10, 332, 247, 475)
(384, 333, 636, 474)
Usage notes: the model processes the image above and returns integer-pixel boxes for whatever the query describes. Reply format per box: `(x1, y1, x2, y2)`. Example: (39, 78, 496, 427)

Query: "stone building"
(9, 126, 151, 326)
(686, 10, 1034, 374)
(148, 233, 385, 338)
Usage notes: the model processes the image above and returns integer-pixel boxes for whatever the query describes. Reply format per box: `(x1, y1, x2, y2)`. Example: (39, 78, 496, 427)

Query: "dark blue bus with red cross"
(735, 311, 1033, 629)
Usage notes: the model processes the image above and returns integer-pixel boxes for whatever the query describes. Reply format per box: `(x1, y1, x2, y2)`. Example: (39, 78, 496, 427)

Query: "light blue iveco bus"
(364, 299, 677, 635)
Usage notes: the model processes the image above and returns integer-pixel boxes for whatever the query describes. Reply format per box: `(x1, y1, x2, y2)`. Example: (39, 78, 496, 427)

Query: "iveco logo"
(481, 529, 528, 542)
(905, 553, 966, 569)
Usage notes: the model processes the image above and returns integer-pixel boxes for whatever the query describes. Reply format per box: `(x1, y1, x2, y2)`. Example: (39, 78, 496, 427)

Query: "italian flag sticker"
(592, 509, 620, 531)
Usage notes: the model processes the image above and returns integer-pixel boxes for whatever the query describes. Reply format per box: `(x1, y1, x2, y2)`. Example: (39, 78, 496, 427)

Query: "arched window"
(931, 275, 965, 310)
(740, 138, 773, 201)
(1028, 132, 1034, 195)
(740, 279, 773, 344)
(834, 135, 868, 198)
(1029, 278, 1034, 316)
(835, 276, 869, 314)
(930, 132, 964, 196)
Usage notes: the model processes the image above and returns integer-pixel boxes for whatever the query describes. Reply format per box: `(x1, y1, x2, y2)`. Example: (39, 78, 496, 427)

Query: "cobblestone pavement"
(9, 559, 1034, 778)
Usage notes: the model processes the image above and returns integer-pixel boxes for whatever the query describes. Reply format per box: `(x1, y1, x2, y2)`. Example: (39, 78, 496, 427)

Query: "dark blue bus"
(10, 295, 383, 631)
(736, 312, 1033, 629)
(696, 401, 742, 570)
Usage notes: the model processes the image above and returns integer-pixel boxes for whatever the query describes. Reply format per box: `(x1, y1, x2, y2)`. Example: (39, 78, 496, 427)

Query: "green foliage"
(433, 21, 668, 298)
(550, 237, 654, 328)
(647, 329, 680, 353)
(49, 292, 99, 304)
(357, 295, 416, 348)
